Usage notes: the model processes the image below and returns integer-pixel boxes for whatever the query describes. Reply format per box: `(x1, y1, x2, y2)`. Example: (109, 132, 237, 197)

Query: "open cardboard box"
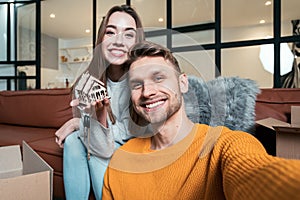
(256, 106, 300, 159)
(0, 141, 53, 200)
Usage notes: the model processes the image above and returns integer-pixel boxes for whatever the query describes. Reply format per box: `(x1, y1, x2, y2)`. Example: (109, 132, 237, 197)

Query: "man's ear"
(179, 73, 189, 93)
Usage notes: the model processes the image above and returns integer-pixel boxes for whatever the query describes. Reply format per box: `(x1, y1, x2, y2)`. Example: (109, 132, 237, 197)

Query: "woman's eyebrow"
(106, 25, 117, 29)
(106, 25, 136, 32)
(124, 27, 136, 32)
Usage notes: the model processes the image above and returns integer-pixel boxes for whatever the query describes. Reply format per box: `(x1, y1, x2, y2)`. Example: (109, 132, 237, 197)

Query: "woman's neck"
(107, 65, 127, 82)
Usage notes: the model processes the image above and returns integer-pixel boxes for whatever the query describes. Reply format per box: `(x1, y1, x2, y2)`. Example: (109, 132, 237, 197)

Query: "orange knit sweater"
(103, 124, 300, 200)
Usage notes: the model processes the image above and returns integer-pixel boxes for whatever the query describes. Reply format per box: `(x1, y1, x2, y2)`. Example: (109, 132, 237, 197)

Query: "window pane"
(281, 42, 299, 88)
(0, 80, 8, 91)
(222, 0, 273, 42)
(17, 65, 36, 90)
(0, 64, 15, 91)
(132, 0, 166, 29)
(17, 3, 36, 61)
(172, 30, 214, 47)
(172, 0, 214, 27)
(222, 46, 273, 88)
(0, 4, 7, 61)
(174, 50, 215, 81)
(281, 0, 300, 37)
(147, 35, 167, 48)
(0, 64, 14, 76)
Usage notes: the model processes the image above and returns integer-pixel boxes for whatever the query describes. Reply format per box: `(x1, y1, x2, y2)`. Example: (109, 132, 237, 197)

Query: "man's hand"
(55, 118, 80, 148)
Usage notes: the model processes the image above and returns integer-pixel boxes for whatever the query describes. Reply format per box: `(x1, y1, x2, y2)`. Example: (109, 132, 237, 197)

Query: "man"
(102, 41, 300, 200)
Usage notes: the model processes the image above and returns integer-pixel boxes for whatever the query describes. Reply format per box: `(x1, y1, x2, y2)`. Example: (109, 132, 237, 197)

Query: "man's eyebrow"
(106, 25, 136, 32)
(153, 70, 164, 75)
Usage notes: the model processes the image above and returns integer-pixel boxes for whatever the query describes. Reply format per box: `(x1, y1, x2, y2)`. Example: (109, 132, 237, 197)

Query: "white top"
(78, 77, 134, 158)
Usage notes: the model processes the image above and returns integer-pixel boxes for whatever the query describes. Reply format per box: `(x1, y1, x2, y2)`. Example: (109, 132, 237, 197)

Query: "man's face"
(129, 56, 186, 124)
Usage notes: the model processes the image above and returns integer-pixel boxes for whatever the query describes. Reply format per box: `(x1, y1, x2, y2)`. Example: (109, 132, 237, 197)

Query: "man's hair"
(127, 41, 182, 73)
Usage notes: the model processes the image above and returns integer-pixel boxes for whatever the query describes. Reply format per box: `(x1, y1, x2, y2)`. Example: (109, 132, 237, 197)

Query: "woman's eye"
(124, 31, 136, 39)
(105, 30, 115, 36)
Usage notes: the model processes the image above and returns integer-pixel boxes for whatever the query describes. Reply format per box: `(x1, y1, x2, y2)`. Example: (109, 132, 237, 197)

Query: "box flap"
(0, 171, 50, 200)
(256, 117, 291, 130)
(274, 126, 300, 134)
(0, 145, 22, 179)
(22, 141, 53, 199)
(291, 106, 300, 127)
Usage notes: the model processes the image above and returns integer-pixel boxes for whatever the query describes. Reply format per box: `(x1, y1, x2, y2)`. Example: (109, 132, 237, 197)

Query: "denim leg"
(63, 131, 90, 200)
(88, 142, 122, 200)
(88, 156, 109, 200)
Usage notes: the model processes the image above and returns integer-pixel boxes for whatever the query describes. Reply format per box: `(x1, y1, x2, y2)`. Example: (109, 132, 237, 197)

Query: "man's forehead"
(129, 56, 174, 71)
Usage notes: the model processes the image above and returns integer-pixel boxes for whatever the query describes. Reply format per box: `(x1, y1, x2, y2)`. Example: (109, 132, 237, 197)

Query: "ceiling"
(19, 0, 300, 39)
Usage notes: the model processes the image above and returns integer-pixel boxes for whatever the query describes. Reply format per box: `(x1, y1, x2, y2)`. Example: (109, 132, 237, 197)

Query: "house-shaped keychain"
(75, 71, 110, 107)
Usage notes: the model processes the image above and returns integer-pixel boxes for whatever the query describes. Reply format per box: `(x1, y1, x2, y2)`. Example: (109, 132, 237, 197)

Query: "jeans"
(63, 131, 119, 200)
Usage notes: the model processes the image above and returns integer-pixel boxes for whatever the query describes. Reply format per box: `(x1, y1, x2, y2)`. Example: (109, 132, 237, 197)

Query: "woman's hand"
(55, 117, 80, 148)
(72, 98, 112, 128)
(91, 98, 111, 128)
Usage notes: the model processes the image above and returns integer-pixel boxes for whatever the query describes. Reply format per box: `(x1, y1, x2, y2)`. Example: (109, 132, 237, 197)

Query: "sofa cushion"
(0, 88, 73, 128)
(0, 124, 57, 146)
(255, 88, 300, 122)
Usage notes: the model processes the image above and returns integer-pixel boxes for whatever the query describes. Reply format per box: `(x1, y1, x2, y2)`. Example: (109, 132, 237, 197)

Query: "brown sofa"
(0, 88, 72, 199)
(1, 87, 300, 199)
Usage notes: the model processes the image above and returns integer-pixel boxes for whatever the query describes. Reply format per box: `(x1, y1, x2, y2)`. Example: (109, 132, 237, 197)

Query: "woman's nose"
(114, 32, 123, 45)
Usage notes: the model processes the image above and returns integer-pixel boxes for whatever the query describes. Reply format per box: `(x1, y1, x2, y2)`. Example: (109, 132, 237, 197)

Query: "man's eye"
(131, 82, 142, 90)
(154, 76, 164, 82)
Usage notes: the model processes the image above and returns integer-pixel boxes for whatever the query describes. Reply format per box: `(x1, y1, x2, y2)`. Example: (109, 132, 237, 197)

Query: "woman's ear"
(179, 73, 189, 93)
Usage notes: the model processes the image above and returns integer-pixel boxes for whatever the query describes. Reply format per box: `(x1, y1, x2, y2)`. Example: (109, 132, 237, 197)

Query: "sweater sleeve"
(102, 171, 114, 200)
(79, 117, 115, 158)
(220, 131, 300, 200)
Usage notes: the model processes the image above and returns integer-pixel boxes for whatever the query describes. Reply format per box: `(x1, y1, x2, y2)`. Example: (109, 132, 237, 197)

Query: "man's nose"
(142, 82, 157, 97)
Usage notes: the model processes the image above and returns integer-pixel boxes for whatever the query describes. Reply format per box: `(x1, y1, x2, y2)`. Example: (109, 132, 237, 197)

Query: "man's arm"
(102, 170, 114, 200)
(220, 131, 300, 200)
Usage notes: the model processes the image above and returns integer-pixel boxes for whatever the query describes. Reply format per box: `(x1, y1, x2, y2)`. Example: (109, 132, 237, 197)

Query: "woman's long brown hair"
(71, 5, 145, 123)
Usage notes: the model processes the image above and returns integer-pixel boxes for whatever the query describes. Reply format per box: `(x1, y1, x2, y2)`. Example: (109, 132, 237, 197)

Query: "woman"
(55, 5, 145, 200)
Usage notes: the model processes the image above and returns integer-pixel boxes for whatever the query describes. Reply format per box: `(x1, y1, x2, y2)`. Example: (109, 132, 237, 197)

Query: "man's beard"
(138, 93, 182, 126)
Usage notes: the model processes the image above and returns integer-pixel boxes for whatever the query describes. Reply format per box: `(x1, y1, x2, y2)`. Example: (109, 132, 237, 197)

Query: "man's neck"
(150, 108, 194, 150)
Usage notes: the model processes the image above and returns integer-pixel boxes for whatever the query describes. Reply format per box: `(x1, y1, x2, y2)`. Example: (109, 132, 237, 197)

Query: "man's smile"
(141, 99, 166, 112)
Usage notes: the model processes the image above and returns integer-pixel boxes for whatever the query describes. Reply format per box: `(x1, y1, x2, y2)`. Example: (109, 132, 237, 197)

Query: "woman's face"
(102, 11, 137, 66)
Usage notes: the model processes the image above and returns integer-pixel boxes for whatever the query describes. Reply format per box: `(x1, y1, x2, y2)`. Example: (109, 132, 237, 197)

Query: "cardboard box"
(256, 106, 300, 160)
(0, 141, 53, 200)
